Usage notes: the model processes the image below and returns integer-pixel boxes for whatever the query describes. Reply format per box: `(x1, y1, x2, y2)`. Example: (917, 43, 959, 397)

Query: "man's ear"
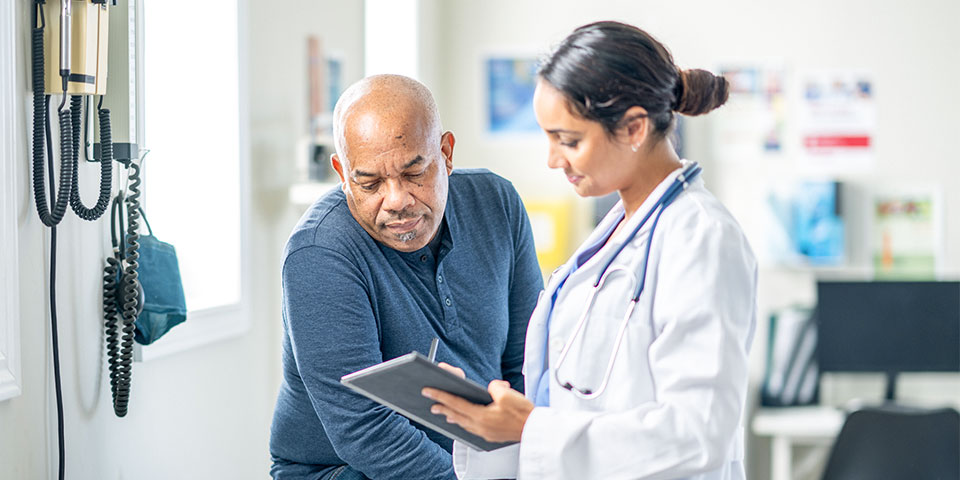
(331, 153, 347, 190)
(440, 131, 455, 175)
(623, 106, 650, 150)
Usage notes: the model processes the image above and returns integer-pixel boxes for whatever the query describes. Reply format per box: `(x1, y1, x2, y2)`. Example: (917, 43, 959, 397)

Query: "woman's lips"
(566, 174, 584, 185)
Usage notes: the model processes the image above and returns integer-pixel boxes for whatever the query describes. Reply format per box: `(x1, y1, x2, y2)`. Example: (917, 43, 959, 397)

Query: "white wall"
(0, 1, 364, 479)
(422, 0, 960, 478)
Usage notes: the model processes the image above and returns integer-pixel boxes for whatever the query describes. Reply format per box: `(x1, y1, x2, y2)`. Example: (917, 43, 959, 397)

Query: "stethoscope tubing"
(553, 162, 702, 400)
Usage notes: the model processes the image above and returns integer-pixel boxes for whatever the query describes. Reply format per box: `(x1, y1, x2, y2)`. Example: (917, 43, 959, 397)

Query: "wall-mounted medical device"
(41, 0, 110, 96)
(30, 1, 146, 477)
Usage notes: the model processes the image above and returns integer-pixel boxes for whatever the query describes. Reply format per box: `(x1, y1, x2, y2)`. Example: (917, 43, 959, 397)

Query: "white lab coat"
(454, 161, 757, 480)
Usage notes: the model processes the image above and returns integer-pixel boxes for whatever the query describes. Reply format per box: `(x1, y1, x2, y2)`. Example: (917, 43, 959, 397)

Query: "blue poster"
(487, 58, 540, 134)
(767, 181, 845, 265)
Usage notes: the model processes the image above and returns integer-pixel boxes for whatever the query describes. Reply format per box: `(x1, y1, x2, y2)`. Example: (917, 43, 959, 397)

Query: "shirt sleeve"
(517, 215, 757, 479)
(282, 245, 456, 480)
(503, 192, 543, 392)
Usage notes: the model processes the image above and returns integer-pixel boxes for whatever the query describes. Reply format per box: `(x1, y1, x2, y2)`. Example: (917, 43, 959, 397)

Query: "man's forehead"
(343, 116, 437, 172)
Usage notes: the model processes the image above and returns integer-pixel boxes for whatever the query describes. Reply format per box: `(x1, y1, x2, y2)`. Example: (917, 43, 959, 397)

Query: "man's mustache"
(379, 210, 424, 225)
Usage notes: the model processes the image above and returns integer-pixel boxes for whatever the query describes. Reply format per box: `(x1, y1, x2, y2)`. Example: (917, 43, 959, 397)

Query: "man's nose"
(381, 179, 416, 212)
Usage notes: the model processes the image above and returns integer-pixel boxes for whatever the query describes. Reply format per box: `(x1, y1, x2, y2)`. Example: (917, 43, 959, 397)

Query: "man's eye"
(360, 181, 380, 191)
(406, 171, 425, 179)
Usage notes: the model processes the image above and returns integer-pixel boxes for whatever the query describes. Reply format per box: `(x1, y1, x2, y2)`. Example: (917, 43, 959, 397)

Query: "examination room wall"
(420, 0, 960, 478)
(0, 1, 364, 479)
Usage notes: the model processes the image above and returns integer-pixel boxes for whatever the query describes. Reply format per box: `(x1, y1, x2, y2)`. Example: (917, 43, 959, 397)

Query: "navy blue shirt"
(270, 169, 543, 479)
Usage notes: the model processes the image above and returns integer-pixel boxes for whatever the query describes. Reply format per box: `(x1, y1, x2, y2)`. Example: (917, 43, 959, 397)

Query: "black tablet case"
(340, 352, 518, 451)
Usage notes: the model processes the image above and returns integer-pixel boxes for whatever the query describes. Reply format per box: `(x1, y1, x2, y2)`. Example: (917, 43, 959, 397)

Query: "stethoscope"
(553, 162, 702, 400)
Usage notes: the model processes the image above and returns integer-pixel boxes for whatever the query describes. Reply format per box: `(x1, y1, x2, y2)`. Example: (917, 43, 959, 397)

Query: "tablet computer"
(340, 352, 517, 451)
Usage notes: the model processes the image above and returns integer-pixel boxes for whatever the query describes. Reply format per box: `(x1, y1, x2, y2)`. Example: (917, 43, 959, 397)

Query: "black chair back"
(822, 405, 960, 480)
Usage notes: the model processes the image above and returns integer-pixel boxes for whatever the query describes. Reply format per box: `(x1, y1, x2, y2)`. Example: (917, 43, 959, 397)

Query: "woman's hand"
(423, 364, 534, 443)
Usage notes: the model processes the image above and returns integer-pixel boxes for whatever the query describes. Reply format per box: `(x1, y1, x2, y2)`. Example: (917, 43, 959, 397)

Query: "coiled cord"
(69, 95, 113, 220)
(103, 193, 128, 418)
(103, 253, 122, 393)
(31, 23, 74, 227)
(113, 162, 141, 417)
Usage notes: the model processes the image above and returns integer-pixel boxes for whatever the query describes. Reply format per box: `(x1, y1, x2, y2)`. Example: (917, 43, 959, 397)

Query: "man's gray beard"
(396, 230, 417, 243)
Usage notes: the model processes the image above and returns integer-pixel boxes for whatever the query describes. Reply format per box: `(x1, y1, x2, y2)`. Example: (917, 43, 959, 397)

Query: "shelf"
(289, 182, 340, 206)
(752, 406, 845, 438)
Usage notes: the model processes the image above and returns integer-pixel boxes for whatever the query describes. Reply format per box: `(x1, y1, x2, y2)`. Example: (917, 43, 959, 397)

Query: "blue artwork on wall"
(487, 58, 541, 134)
(766, 181, 845, 265)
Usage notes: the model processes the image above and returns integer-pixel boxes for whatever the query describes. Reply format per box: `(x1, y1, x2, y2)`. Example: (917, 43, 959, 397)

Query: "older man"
(269, 75, 543, 480)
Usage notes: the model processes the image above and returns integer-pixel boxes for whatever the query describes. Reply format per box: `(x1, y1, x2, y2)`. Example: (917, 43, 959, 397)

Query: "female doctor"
(423, 21, 757, 480)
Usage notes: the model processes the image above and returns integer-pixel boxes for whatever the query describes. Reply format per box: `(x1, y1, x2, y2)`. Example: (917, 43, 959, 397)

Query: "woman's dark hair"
(538, 21, 728, 139)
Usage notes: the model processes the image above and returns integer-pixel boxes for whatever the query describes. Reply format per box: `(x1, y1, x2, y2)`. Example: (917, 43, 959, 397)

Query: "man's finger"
(437, 362, 466, 378)
(487, 380, 514, 401)
(488, 379, 510, 392)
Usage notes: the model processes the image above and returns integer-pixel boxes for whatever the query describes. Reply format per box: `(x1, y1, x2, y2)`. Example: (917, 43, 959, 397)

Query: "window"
(136, 0, 249, 360)
(364, 0, 419, 78)
(0, 0, 21, 401)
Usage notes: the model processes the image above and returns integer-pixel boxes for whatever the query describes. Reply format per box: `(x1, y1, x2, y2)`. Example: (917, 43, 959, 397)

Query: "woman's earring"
(631, 144, 639, 152)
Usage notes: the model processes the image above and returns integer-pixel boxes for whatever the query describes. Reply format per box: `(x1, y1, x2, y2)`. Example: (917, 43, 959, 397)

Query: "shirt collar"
(439, 190, 457, 253)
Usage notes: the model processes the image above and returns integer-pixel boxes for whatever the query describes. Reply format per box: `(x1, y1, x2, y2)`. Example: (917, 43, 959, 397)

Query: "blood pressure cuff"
(133, 233, 187, 345)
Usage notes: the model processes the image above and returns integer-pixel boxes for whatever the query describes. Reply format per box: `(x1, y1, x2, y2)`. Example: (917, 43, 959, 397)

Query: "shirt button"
(445, 297, 452, 307)
(420, 255, 428, 262)
(437, 275, 444, 284)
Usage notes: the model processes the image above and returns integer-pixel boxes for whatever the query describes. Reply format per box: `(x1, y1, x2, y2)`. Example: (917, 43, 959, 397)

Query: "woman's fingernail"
(422, 389, 433, 399)
(431, 406, 440, 414)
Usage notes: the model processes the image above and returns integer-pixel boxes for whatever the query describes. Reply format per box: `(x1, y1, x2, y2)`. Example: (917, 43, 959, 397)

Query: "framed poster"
(763, 181, 845, 266)
(798, 70, 876, 172)
(714, 65, 786, 162)
(486, 56, 541, 136)
(872, 190, 941, 279)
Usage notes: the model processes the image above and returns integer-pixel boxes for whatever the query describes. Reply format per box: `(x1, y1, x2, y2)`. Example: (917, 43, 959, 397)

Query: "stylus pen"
(428, 337, 439, 363)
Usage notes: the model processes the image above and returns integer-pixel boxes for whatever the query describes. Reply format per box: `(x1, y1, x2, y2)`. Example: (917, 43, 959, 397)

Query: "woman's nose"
(546, 143, 566, 170)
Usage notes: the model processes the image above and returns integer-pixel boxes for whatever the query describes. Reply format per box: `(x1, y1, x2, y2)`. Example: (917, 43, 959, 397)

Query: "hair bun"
(673, 69, 729, 116)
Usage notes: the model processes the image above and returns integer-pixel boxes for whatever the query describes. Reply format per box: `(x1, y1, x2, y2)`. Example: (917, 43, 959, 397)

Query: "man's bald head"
(329, 75, 456, 253)
(332, 74, 443, 164)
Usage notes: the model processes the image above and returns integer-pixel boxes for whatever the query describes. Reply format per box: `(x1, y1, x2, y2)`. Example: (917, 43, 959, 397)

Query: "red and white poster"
(798, 70, 875, 171)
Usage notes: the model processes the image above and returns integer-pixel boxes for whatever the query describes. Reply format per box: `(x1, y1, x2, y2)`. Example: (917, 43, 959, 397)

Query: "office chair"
(821, 405, 960, 480)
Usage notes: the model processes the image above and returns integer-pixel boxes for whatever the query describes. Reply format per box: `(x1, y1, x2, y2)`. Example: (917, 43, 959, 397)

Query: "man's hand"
(437, 362, 466, 378)
(423, 365, 534, 443)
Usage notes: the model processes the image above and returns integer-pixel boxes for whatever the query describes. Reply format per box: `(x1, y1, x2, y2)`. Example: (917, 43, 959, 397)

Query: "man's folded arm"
(283, 245, 455, 479)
